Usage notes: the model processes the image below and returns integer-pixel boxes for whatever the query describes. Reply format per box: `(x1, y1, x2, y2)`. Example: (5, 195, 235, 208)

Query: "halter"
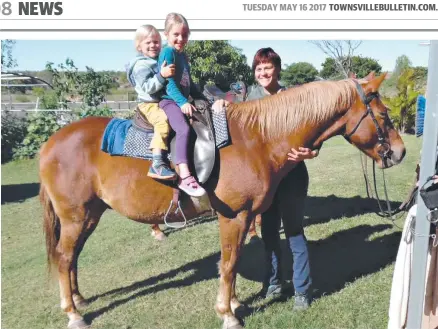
(344, 80, 392, 164)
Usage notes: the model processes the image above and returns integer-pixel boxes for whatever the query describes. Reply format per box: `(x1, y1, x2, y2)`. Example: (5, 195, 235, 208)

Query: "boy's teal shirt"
(158, 46, 203, 107)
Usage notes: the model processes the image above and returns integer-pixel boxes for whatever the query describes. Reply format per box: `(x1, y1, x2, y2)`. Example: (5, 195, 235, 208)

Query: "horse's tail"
(39, 182, 60, 273)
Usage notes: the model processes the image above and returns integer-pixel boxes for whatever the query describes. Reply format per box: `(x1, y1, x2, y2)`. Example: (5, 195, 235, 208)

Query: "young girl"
(127, 24, 176, 180)
(158, 13, 207, 197)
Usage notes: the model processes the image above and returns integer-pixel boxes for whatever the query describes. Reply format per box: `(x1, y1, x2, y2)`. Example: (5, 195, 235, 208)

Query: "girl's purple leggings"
(159, 99, 190, 165)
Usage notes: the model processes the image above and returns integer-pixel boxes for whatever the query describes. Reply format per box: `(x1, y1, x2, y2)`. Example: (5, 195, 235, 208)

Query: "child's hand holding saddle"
(181, 103, 197, 117)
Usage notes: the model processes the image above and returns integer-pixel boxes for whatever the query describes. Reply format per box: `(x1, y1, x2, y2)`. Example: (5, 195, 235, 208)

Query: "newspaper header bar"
(1, 0, 438, 31)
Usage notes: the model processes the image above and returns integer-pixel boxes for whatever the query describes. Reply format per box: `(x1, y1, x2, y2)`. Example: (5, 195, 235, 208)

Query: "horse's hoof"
(230, 299, 242, 314)
(74, 298, 89, 309)
(154, 232, 166, 241)
(222, 317, 243, 329)
(68, 319, 90, 329)
(151, 230, 166, 241)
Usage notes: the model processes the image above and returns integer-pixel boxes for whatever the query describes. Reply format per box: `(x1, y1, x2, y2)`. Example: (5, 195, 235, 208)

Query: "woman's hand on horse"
(287, 147, 319, 163)
(160, 60, 176, 78)
(181, 103, 197, 116)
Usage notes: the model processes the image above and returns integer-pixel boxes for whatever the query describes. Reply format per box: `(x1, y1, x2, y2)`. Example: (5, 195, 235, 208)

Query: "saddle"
(133, 99, 215, 184)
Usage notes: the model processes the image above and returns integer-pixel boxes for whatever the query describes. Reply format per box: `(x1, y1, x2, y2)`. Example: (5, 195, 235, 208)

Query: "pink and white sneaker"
(178, 175, 206, 197)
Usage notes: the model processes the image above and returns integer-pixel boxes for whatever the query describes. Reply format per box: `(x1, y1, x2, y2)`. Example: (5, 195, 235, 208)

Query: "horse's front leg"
(150, 224, 166, 241)
(216, 212, 251, 329)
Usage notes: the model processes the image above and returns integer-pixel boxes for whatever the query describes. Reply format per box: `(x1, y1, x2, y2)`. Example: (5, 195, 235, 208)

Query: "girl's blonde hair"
(164, 13, 190, 34)
(134, 24, 161, 50)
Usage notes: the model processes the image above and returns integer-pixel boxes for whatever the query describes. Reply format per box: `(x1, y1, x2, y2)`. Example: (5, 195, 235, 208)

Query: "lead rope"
(360, 152, 405, 229)
(360, 152, 438, 242)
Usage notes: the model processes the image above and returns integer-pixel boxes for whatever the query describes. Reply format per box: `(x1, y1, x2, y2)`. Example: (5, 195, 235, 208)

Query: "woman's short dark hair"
(252, 47, 282, 72)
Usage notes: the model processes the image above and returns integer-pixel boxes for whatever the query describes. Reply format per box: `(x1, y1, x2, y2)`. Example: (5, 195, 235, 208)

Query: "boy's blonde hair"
(135, 24, 161, 51)
(164, 13, 190, 35)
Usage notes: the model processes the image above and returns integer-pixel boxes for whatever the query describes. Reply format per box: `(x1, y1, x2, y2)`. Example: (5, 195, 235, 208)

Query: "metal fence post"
(406, 40, 438, 329)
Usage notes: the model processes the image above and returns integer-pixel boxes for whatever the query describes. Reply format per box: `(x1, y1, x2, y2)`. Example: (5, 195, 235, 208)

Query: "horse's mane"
(227, 79, 357, 141)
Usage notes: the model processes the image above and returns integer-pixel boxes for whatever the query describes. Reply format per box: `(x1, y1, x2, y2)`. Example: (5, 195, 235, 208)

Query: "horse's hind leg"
(57, 209, 90, 329)
(70, 201, 106, 308)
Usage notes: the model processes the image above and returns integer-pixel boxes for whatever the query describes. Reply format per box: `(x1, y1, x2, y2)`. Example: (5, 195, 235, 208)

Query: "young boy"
(127, 24, 176, 180)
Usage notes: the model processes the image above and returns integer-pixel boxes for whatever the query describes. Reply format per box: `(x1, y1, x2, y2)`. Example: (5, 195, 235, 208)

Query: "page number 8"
(1, 2, 12, 15)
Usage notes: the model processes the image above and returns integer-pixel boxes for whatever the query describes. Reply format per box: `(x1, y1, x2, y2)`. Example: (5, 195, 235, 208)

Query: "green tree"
(383, 68, 419, 133)
(1, 40, 17, 70)
(383, 55, 413, 95)
(281, 62, 319, 86)
(319, 57, 338, 79)
(45, 58, 112, 108)
(33, 87, 59, 109)
(320, 56, 382, 79)
(184, 41, 252, 91)
(118, 71, 129, 86)
(351, 56, 382, 78)
(411, 66, 428, 93)
(392, 55, 412, 78)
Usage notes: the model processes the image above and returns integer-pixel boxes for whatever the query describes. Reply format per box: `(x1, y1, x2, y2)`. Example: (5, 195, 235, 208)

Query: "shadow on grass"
(84, 223, 400, 325)
(160, 214, 218, 236)
(152, 194, 402, 238)
(1, 182, 40, 205)
(304, 194, 402, 226)
(236, 223, 401, 320)
(83, 251, 221, 323)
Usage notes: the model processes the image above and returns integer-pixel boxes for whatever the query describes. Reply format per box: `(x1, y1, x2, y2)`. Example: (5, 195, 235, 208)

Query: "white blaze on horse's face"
(255, 62, 280, 89)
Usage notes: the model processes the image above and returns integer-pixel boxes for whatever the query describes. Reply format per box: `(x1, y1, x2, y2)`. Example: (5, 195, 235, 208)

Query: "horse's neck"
(228, 108, 346, 175)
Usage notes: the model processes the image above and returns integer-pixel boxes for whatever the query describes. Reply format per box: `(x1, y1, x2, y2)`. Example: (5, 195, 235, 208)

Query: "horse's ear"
(364, 71, 376, 81)
(365, 72, 387, 92)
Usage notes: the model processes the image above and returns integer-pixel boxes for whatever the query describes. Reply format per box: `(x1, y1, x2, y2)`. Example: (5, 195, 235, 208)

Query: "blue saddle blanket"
(101, 109, 230, 160)
(101, 118, 155, 160)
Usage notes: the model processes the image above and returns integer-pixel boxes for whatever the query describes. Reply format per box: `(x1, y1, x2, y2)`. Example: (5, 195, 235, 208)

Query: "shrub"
(1, 112, 27, 163)
(13, 111, 60, 160)
(78, 106, 113, 119)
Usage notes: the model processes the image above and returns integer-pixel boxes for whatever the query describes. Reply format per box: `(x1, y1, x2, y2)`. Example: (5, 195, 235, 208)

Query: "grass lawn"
(1, 135, 421, 329)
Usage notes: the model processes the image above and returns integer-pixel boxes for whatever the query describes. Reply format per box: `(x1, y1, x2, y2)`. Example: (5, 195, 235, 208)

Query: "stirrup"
(163, 199, 187, 229)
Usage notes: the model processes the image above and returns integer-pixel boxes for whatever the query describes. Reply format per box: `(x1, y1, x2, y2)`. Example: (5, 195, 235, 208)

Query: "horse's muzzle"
(378, 144, 406, 169)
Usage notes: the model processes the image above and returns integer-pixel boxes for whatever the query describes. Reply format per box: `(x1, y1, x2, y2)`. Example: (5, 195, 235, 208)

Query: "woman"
(247, 47, 318, 310)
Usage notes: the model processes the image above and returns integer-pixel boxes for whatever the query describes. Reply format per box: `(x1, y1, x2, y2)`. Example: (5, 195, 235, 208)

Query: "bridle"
(344, 80, 393, 166)
(345, 80, 406, 219)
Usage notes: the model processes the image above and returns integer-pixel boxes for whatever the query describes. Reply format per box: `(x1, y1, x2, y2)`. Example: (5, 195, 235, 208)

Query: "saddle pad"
(101, 112, 230, 162)
(101, 118, 154, 160)
(210, 105, 230, 148)
(123, 126, 154, 160)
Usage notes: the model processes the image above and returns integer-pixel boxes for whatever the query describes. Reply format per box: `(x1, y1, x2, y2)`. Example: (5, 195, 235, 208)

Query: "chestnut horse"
(39, 73, 405, 329)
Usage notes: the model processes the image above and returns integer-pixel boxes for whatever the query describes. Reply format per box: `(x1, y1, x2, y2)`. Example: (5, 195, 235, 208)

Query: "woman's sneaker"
(265, 284, 282, 299)
(147, 158, 176, 180)
(293, 291, 312, 311)
(178, 175, 206, 197)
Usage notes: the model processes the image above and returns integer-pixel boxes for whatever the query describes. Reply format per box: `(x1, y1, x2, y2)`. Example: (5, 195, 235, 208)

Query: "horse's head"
(343, 72, 406, 168)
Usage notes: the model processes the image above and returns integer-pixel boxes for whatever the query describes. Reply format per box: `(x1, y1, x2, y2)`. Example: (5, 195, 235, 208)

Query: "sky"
(9, 40, 431, 73)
